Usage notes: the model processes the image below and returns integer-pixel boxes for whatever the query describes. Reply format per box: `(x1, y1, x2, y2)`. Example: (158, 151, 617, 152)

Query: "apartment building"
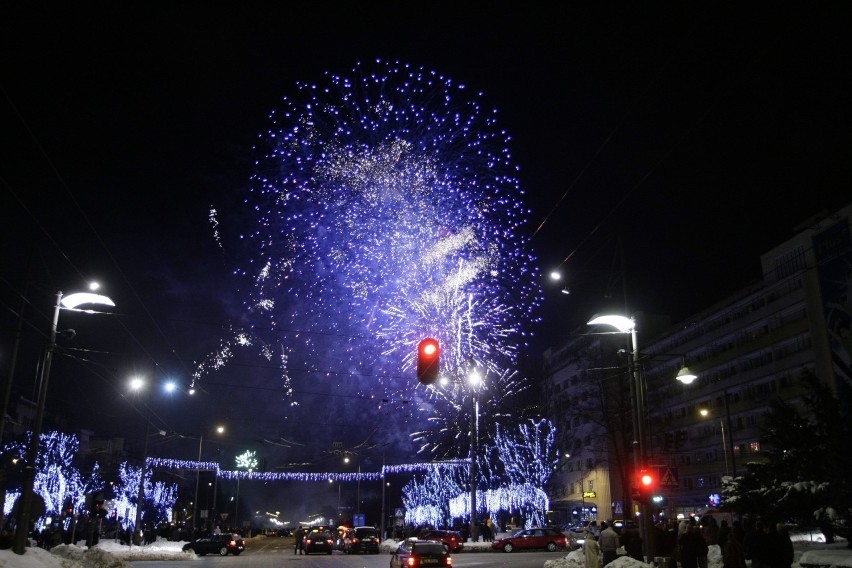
(544, 202, 852, 522)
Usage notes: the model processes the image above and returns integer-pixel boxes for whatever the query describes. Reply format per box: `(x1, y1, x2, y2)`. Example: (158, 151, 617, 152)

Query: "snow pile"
(545, 542, 725, 568)
(799, 549, 852, 568)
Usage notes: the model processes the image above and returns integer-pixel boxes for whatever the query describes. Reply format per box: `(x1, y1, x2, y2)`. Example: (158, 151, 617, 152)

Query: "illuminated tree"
(112, 461, 178, 530)
(3, 431, 102, 529)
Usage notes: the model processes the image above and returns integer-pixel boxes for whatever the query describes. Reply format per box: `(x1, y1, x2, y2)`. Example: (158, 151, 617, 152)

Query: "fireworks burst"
(201, 59, 542, 457)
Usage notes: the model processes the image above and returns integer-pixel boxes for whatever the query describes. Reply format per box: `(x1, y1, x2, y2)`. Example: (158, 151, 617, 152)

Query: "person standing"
(717, 520, 731, 552)
(599, 521, 620, 567)
(680, 523, 708, 568)
(744, 519, 770, 568)
(621, 524, 643, 562)
(722, 530, 748, 568)
(768, 523, 794, 568)
(585, 529, 602, 568)
(294, 526, 305, 555)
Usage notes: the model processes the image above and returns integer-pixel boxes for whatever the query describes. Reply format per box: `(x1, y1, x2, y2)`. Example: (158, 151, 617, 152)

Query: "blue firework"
(206, 59, 541, 457)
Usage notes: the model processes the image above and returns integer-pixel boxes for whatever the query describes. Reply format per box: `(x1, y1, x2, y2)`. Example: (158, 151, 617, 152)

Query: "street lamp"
(468, 367, 483, 542)
(13, 286, 114, 555)
(343, 452, 361, 518)
(699, 408, 732, 477)
(130, 378, 149, 546)
(128, 376, 176, 546)
(587, 314, 652, 561)
(191, 425, 225, 534)
(380, 453, 387, 539)
(680, 372, 737, 478)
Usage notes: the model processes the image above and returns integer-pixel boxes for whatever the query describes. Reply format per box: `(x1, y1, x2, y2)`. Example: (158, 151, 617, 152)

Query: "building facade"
(544, 202, 852, 522)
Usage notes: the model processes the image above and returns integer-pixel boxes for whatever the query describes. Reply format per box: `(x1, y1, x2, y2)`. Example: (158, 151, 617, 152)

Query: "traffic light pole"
(628, 328, 654, 561)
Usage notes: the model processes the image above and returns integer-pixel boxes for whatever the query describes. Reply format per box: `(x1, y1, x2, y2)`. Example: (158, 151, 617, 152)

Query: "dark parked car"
(491, 527, 568, 552)
(416, 528, 464, 552)
(390, 539, 452, 568)
(303, 527, 334, 555)
(343, 526, 381, 554)
(182, 533, 245, 556)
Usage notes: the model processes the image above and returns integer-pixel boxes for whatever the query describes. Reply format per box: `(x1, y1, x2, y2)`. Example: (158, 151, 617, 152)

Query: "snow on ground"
(542, 534, 852, 568)
(0, 531, 849, 568)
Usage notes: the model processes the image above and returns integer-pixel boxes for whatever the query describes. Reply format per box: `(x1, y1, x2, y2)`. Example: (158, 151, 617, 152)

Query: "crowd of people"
(579, 515, 795, 568)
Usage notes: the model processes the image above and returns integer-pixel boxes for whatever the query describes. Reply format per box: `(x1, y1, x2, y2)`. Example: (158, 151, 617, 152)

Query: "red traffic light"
(417, 338, 440, 385)
(634, 469, 656, 501)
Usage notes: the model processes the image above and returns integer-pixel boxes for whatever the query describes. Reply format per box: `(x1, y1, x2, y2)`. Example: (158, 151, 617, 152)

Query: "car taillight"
(407, 557, 416, 567)
(447, 557, 452, 566)
(352, 537, 360, 544)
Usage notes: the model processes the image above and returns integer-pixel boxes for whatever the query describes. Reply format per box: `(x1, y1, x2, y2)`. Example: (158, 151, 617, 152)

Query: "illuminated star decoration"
(235, 450, 259, 471)
(196, 59, 542, 457)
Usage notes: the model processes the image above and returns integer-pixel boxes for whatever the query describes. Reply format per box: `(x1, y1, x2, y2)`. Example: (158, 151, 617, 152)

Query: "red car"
(416, 529, 464, 552)
(491, 527, 568, 552)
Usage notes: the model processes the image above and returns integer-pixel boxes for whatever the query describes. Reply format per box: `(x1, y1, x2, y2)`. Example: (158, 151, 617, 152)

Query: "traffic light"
(637, 469, 656, 501)
(417, 338, 440, 385)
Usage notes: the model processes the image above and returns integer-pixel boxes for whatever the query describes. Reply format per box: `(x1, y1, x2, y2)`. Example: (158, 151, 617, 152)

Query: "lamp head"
(676, 366, 698, 385)
(61, 292, 115, 309)
(587, 314, 635, 333)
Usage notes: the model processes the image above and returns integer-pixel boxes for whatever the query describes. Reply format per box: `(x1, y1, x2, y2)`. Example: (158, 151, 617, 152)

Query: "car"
(390, 539, 452, 568)
(416, 528, 464, 552)
(303, 527, 335, 555)
(491, 527, 569, 552)
(182, 533, 245, 556)
(343, 526, 381, 554)
(564, 526, 587, 549)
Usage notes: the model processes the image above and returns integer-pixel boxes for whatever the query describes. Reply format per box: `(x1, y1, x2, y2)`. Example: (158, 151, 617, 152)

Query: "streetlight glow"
(675, 366, 698, 384)
(587, 314, 635, 333)
(61, 292, 116, 309)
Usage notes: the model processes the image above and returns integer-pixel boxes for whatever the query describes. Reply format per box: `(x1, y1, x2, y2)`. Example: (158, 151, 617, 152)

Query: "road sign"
(659, 466, 679, 487)
(220, 513, 229, 520)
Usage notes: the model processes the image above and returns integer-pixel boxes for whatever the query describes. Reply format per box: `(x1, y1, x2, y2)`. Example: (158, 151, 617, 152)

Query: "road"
(130, 536, 570, 568)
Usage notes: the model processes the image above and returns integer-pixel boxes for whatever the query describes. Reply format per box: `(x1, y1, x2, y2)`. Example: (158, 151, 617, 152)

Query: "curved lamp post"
(13, 286, 114, 555)
(587, 314, 652, 561)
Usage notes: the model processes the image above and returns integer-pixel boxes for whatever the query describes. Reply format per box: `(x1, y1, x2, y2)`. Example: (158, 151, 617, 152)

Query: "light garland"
(145, 457, 469, 481)
(147, 457, 219, 471)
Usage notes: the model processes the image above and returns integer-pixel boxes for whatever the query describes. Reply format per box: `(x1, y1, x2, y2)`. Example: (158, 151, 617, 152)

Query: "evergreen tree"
(723, 372, 851, 529)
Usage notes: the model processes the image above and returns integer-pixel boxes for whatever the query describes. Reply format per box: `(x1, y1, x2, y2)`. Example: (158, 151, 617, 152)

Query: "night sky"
(2, 4, 851, 522)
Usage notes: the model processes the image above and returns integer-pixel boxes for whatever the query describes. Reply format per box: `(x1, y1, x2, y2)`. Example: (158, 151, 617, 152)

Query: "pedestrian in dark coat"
(768, 523, 794, 568)
(744, 520, 770, 568)
(680, 524, 708, 568)
(717, 520, 731, 552)
(722, 534, 748, 568)
(621, 526, 643, 561)
(294, 526, 305, 555)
